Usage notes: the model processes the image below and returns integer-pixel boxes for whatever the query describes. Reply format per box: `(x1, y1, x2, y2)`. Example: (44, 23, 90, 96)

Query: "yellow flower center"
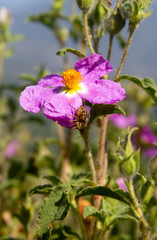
(62, 69, 83, 93)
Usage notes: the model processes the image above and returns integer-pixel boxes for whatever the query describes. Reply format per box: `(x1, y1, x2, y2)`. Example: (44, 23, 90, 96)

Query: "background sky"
(1, 0, 157, 85)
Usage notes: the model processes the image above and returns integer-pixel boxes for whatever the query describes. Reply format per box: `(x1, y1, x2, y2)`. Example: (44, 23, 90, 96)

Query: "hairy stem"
(81, 129, 96, 183)
(83, 12, 95, 54)
(127, 179, 150, 239)
(97, 33, 113, 187)
(114, 29, 135, 80)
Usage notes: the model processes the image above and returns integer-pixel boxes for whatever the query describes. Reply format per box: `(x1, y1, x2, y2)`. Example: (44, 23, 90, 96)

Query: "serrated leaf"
(83, 206, 106, 223)
(44, 175, 63, 185)
(56, 47, 86, 58)
(76, 186, 130, 205)
(37, 186, 69, 237)
(28, 184, 53, 196)
(115, 75, 157, 103)
(88, 104, 126, 124)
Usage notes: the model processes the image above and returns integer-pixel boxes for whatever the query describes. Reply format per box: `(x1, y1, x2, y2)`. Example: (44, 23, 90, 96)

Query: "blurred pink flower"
(134, 126, 157, 158)
(0, 7, 10, 25)
(5, 141, 18, 159)
(109, 114, 136, 128)
(116, 177, 128, 192)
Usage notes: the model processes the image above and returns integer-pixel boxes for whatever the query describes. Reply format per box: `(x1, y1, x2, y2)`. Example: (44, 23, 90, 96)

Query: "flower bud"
(94, 2, 106, 24)
(119, 0, 133, 19)
(116, 127, 140, 179)
(52, 0, 64, 12)
(76, 0, 93, 12)
(56, 27, 69, 44)
(105, 7, 125, 35)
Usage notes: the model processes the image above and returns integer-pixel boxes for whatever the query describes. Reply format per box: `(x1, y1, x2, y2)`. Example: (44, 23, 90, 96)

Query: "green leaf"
(28, 184, 53, 196)
(76, 186, 130, 205)
(83, 206, 106, 223)
(114, 189, 134, 206)
(28, 12, 57, 30)
(115, 75, 157, 103)
(14, 205, 31, 232)
(141, 179, 154, 207)
(37, 186, 69, 237)
(56, 47, 86, 58)
(44, 175, 63, 185)
(88, 104, 126, 124)
(108, 214, 137, 226)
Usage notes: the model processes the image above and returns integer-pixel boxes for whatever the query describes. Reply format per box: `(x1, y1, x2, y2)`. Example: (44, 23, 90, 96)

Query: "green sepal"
(56, 47, 86, 58)
(37, 185, 69, 237)
(88, 104, 126, 125)
(115, 75, 157, 103)
(76, 186, 131, 205)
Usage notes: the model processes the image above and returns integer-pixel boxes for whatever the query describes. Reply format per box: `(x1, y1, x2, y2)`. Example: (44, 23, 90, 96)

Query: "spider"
(71, 106, 88, 130)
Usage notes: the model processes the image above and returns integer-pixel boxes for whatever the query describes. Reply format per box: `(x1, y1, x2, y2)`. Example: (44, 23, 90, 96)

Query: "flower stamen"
(62, 69, 83, 92)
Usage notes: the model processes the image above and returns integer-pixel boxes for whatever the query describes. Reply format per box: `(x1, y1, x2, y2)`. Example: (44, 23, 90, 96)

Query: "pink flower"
(109, 114, 136, 128)
(116, 177, 128, 192)
(5, 141, 18, 159)
(20, 54, 126, 128)
(134, 126, 157, 158)
(0, 7, 10, 25)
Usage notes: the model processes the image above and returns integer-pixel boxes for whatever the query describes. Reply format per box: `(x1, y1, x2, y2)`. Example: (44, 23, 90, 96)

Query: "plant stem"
(81, 129, 96, 183)
(83, 12, 95, 54)
(114, 28, 135, 80)
(127, 179, 150, 239)
(97, 116, 108, 186)
(107, 34, 113, 61)
(96, 33, 113, 187)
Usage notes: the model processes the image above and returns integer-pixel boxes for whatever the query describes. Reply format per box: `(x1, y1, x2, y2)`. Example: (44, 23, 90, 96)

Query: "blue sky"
(1, 0, 157, 84)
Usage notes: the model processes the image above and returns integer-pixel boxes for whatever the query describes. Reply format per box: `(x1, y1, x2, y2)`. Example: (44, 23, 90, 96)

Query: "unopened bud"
(105, 7, 125, 35)
(76, 0, 93, 12)
(94, 2, 106, 24)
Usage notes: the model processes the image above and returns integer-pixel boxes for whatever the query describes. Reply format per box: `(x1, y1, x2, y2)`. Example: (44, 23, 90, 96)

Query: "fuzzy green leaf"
(44, 175, 63, 185)
(83, 206, 106, 223)
(115, 75, 157, 103)
(28, 184, 53, 196)
(141, 179, 154, 207)
(76, 186, 130, 205)
(37, 186, 69, 237)
(88, 104, 126, 124)
(108, 214, 137, 226)
(56, 47, 86, 58)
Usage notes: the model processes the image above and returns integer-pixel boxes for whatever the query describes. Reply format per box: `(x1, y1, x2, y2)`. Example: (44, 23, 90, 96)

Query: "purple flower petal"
(43, 93, 82, 128)
(109, 114, 137, 128)
(19, 86, 55, 113)
(78, 80, 126, 104)
(75, 54, 113, 81)
(38, 74, 64, 88)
